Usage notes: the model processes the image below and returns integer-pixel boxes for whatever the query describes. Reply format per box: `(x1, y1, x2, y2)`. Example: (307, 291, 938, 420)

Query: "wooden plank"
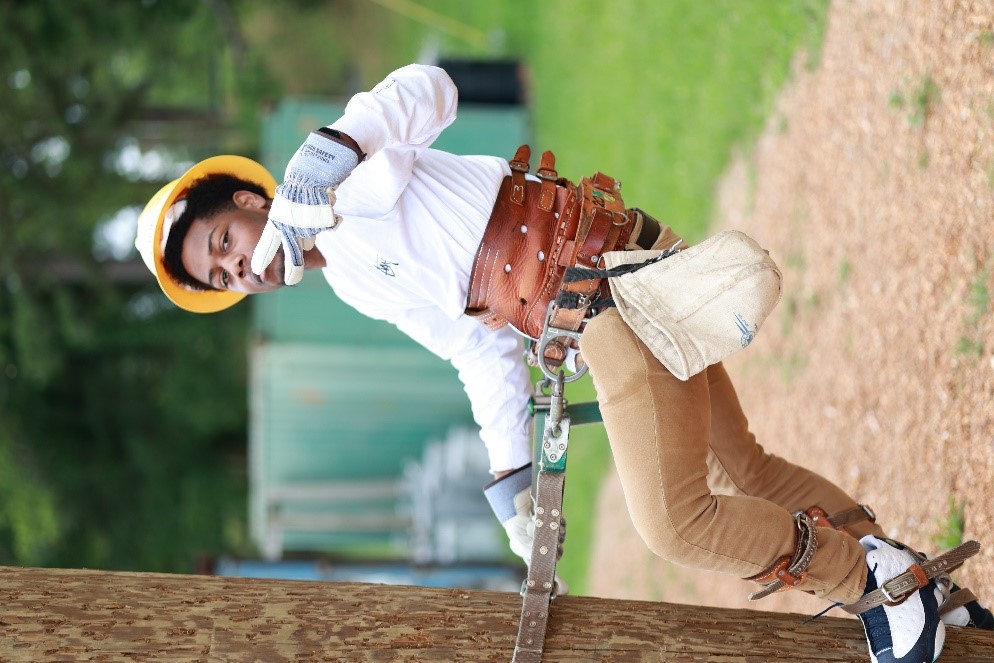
(1, 566, 992, 662)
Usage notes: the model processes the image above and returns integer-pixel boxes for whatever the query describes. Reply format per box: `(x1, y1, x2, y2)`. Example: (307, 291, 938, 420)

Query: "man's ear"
(232, 190, 269, 209)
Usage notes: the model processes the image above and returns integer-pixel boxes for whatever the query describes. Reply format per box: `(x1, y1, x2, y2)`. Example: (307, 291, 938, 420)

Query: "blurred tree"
(0, 0, 268, 570)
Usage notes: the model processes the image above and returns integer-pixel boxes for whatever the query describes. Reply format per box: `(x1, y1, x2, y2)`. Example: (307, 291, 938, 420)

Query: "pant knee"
(629, 499, 718, 568)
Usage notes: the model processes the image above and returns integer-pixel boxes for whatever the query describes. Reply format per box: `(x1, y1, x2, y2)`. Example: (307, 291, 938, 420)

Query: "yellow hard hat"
(134, 155, 277, 313)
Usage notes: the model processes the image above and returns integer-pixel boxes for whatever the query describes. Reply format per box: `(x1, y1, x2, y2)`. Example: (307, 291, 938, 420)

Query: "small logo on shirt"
(373, 78, 397, 94)
(375, 256, 399, 277)
(734, 313, 758, 347)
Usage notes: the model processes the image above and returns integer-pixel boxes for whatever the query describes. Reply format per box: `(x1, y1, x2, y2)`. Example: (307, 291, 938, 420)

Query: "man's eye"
(221, 270, 229, 287)
(222, 231, 229, 250)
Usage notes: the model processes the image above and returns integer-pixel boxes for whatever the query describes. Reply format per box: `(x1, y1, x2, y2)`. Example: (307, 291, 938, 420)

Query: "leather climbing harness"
(466, 145, 651, 376)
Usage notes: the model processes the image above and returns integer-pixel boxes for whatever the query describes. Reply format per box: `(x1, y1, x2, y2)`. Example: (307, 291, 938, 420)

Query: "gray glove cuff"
(278, 130, 360, 205)
(483, 463, 532, 524)
(315, 127, 365, 162)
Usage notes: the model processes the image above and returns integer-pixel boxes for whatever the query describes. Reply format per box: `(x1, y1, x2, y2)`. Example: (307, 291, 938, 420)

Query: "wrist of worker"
(279, 129, 361, 205)
(483, 463, 531, 523)
(314, 127, 365, 163)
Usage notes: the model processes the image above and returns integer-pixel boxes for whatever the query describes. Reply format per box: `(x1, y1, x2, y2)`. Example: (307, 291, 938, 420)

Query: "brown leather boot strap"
(748, 512, 819, 600)
(842, 540, 981, 615)
(806, 503, 876, 531)
(939, 587, 979, 616)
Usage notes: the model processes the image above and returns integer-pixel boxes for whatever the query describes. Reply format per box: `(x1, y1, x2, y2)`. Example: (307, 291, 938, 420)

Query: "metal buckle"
(879, 580, 913, 605)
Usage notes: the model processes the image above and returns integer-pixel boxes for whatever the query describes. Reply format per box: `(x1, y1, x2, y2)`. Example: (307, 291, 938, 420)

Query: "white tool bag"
(603, 230, 782, 380)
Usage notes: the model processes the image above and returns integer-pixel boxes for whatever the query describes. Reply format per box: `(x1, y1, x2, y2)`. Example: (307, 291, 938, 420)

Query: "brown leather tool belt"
(465, 145, 654, 366)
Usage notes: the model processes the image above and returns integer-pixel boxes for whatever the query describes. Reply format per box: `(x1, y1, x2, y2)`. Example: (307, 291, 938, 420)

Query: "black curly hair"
(161, 174, 268, 291)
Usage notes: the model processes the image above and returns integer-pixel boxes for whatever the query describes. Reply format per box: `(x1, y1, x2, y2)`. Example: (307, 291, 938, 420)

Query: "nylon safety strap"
(511, 373, 570, 663)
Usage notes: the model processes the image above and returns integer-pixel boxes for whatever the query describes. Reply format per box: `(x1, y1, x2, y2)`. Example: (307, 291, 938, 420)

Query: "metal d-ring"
(536, 302, 587, 383)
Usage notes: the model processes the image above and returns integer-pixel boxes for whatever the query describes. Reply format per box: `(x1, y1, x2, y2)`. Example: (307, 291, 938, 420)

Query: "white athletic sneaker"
(857, 536, 945, 663)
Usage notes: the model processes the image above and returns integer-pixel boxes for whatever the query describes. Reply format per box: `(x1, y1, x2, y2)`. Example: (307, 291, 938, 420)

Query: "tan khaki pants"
(579, 298, 884, 605)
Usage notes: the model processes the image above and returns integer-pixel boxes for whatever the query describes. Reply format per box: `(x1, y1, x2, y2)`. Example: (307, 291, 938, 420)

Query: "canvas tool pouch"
(602, 230, 783, 380)
(466, 146, 635, 359)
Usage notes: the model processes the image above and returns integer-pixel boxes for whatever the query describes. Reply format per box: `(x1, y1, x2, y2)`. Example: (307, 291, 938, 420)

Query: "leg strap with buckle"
(842, 540, 981, 615)
(748, 511, 820, 600)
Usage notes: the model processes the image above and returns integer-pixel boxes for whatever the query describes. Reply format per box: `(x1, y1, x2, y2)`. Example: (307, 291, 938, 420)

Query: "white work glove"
(251, 128, 361, 285)
(483, 464, 569, 594)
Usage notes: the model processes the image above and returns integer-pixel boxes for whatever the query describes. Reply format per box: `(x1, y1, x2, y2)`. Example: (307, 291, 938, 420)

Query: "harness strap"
(512, 471, 565, 662)
(805, 503, 876, 532)
(509, 145, 530, 205)
(939, 587, 979, 616)
(537, 150, 558, 212)
(842, 540, 981, 615)
(748, 512, 819, 600)
(465, 148, 579, 341)
(512, 375, 570, 663)
(537, 172, 633, 372)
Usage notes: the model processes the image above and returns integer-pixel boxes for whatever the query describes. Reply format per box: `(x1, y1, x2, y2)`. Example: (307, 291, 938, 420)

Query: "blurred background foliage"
(0, 0, 826, 588)
(0, 0, 270, 571)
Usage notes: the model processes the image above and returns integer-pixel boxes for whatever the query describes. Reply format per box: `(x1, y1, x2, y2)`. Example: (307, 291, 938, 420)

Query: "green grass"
(967, 271, 990, 321)
(933, 497, 966, 551)
(839, 258, 853, 286)
(245, 0, 829, 595)
(906, 75, 942, 127)
(523, 1, 829, 243)
(956, 270, 989, 358)
(889, 75, 941, 127)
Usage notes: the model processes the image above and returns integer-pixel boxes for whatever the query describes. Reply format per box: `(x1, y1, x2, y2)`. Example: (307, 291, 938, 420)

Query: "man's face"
(180, 191, 286, 294)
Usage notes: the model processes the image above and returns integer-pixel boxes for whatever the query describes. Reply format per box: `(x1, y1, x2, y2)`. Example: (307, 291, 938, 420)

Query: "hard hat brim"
(137, 155, 277, 313)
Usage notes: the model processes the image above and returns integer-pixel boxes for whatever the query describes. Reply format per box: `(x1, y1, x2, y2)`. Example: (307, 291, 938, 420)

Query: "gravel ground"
(589, 0, 994, 618)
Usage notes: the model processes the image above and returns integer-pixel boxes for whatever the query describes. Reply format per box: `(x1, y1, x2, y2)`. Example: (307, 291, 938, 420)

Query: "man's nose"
(223, 253, 247, 281)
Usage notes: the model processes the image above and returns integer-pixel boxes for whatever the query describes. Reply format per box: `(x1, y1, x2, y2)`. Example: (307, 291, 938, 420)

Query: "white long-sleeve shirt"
(313, 64, 533, 472)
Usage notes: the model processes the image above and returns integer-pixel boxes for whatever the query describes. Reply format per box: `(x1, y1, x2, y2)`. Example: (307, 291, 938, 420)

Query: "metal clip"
(540, 372, 571, 467)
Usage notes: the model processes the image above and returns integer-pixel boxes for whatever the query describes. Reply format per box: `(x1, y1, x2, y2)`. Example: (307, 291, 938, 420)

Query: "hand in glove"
(484, 464, 568, 594)
(251, 128, 361, 285)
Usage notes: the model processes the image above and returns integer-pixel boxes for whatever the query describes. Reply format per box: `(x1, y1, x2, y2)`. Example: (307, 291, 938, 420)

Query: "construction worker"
(136, 64, 990, 662)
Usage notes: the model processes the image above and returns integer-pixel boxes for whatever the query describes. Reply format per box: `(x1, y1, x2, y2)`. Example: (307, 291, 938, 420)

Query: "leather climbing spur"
(748, 511, 820, 600)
